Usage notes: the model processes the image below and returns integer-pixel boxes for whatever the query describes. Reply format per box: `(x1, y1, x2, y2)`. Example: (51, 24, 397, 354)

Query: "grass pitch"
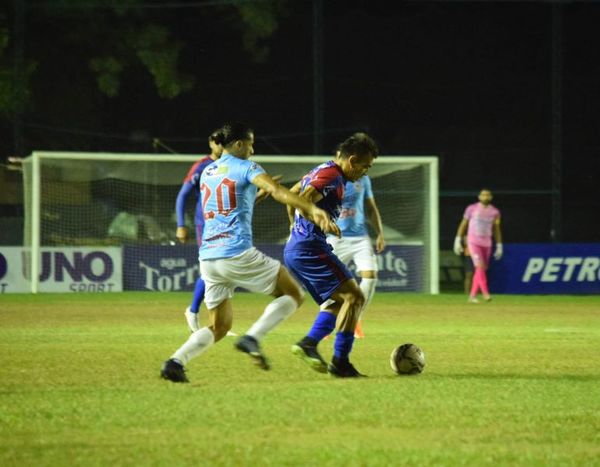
(1, 292, 599, 466)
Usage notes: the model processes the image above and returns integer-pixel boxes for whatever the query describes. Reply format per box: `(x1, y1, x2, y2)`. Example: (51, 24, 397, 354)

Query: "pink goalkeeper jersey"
(464, 202, 500, 247)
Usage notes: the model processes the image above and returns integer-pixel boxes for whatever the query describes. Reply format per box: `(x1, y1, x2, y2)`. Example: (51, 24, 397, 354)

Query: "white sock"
(246, 295, 298, 341)
(171, 327, 215, 365)
(358, 278, 377, 320)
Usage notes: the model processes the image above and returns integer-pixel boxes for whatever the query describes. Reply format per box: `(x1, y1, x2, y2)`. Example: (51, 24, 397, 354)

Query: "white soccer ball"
(390, 343, 425, 375)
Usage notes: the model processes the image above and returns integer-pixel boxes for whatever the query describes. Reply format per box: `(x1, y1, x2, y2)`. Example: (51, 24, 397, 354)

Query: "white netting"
(22, 153, 437, 293)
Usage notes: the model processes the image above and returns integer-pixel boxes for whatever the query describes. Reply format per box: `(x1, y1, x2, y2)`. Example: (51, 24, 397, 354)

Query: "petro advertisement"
(0, 247, 122, 293)
(489, 243, 600, 294)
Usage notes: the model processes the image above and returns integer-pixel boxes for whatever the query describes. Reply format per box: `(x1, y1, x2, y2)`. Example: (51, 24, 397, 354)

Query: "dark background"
(1, 0, 599, 247)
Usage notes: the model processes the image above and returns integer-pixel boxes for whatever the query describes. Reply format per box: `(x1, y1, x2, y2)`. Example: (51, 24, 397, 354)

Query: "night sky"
(2, 0, 599, 245)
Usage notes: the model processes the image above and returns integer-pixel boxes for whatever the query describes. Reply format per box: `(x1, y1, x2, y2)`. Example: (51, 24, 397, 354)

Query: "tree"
(0, 0, 289, 114)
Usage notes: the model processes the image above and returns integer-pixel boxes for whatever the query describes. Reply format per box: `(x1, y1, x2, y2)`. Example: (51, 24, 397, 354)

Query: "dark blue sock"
(307, 311, 337, 342)
(189, 277, 205, 313)
(333, 331, 355, 359)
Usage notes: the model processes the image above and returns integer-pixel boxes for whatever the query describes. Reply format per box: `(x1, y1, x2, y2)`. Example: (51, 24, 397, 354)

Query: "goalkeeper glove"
(453, 236, 464, 256)
(494, 243, 503, 260)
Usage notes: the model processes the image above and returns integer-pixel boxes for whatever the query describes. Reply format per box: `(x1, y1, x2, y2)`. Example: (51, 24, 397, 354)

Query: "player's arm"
(252, 173, 340, 237)
(256, 174, 283, 205)
(493, 217, 503, 259)
(454, 218, 468, 255)
(175, 182, 193, 243)
(365, 197, 385, 253)
(286, 181, 303, 226)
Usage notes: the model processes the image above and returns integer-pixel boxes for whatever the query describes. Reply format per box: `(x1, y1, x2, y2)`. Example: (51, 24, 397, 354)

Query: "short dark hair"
(208, 128, 224, 145)
(219, 122, 253, 148)
(338, 132, 378, 160)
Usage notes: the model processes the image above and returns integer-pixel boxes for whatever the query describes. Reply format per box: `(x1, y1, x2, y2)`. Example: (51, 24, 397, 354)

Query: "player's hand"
(176, 226, 189, 243)
(453, 236, 463, 256)
(494, 243, 503, 260)
(375, 234, 385, 253)
(256, 175, 283, 204)
(310, 207, 341, 237)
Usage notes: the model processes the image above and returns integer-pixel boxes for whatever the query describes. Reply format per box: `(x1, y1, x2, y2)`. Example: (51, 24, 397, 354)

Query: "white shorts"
(326, 235, 378, 273)
(200, 247, 281, 309)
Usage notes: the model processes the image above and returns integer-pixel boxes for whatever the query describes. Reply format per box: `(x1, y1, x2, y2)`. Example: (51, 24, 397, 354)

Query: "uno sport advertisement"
(0, 247, 123, 293)
(489, 243, 600, 294)
(2, 244, 423, 293)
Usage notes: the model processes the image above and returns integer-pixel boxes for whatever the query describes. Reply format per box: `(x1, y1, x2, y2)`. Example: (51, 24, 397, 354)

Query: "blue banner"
(489, 243, 600, 294)
(123, 245, 199, 292)
(257, 244, 424, 293)
(122, 244, 424, 292)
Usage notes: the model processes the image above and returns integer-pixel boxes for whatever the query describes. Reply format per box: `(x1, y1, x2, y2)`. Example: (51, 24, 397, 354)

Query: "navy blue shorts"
(283, 243, 352, 304)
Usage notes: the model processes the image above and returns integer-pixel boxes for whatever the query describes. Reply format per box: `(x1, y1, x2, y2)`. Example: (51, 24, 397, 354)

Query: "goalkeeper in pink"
(453, 189, 503, 303)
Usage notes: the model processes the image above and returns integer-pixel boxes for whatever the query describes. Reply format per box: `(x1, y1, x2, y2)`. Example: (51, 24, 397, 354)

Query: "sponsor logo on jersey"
(205, 164, 229, 177)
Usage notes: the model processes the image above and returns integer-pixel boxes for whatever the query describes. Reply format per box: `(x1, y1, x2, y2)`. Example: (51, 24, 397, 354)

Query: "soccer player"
(326, 144, 385, 338)
(161, 122, 339, 383)
(462, 241, 474, 294)
(453, 189, 503, 303)
(175, 129, 224, 333)
(285, 133, 379, 378)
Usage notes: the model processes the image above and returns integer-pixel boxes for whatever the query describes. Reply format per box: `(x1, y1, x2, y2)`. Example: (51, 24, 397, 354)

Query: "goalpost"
(21, 152, 438, 294)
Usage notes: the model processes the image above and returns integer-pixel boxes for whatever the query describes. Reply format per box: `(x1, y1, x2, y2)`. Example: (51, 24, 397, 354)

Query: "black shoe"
(235, 335, 270, 370)
(291, 339, 327, 373)
(328, 358, 366, 378)
(160, 358, 189, 383)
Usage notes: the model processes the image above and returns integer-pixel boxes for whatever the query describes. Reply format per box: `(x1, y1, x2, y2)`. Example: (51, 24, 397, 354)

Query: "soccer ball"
(390, 343, 425, 375)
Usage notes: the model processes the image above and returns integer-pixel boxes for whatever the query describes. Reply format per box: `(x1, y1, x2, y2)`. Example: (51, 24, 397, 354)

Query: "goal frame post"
(25, 151, 439, 294)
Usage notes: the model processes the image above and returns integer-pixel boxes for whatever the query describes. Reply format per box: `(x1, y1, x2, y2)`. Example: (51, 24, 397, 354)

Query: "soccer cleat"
(235, 335, 270, 370)
(328, 358, 366, 378)
(483, 295, 492, 302)
(160, 358, 189, 383)
(184, 306, 200, 333)
(291, 341, 328, 373)
(467, 296, 479, 304)
(226, 330, 239, 337)
(354, 321, 365, 339)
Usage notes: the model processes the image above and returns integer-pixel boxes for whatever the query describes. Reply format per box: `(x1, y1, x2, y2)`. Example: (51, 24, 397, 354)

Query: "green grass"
(1, 292, 600, 466)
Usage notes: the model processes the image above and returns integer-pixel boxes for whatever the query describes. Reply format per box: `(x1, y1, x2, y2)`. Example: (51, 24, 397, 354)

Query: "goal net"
(21, 152, 438, 294)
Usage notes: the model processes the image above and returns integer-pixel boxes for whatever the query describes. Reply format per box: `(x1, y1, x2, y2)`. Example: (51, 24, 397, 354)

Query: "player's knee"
(345, 288, 365, 312)
(290, 288, 305, 307)
(360, 270, 377, 279)
(354, 290, 365, 310)
(211, 322, 232, 341)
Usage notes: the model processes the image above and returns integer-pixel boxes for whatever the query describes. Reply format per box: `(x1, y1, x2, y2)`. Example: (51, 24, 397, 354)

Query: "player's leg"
(245, 265, 304, 340)
(161, 299, 232, 383)
(285, 246, 353, 373)
(468, 243, 482, 302)
(184, 277, 206, 332)
(184, 225, 206, 332)
(292, 304, 338, 373)
(226, 248, 298, 370)
(478, 246, 493, 301)
(353, 237, 378, 338)
(463, 253, 474, 295)
(237, 265, 303, 370)
(161, 258, 233, 383)
(354, 271, 375, 338)
(325, 278, 366, 377)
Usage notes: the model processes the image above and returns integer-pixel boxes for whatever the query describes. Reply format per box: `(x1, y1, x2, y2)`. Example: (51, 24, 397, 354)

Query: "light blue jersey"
(336, 175, 373, 237)
(199, 153, 265, 260)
